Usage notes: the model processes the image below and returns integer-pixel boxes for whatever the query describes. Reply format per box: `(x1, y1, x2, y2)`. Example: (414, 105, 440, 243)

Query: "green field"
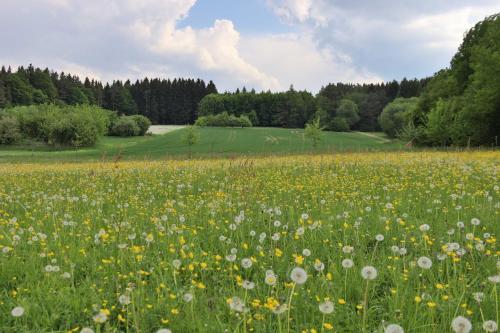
(0, 127, 402, 163)
(0, 152, 498, 332)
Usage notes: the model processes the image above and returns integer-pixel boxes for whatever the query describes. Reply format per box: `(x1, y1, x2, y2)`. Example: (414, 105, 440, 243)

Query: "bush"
(0, 116, 22, 144)
(379, 97, 418, 137)
(195, 112, 252, 127)
(130, 115, 152, 135)
(330, 117, 350, 132)
(2, 104, 109, 146)
(110, 117, 140, 137)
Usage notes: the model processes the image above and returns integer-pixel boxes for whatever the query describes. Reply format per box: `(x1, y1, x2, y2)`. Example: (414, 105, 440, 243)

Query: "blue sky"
(1, 0, 500, 92)
(179, 0, 290, 34)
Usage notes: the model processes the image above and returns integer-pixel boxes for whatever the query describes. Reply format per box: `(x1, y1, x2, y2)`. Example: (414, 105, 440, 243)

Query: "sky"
(1, 0, 499, 92)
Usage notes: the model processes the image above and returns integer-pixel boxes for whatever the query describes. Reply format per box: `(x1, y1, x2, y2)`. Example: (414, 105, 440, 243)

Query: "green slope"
(0, 127, 402, 163)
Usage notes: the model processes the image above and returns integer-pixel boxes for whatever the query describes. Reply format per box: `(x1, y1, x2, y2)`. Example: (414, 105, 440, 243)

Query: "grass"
(0, 152, 498, 332)
(0, 127, 403, 163)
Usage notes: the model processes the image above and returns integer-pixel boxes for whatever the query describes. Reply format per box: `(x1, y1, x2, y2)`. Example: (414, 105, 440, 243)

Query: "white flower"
(118, 294, 131, 305)
(375, 234, 384, 242)
(242, 280, 255, 290)
(451, 316, 472, 333)
(417, 256, 433, 269)
(483, 320, 498, 332)
(385, 324, 404, 333)
(342, 259, 354, 269)
(183, 293, 193, 302)
(399, 248, 407, 256)
(471, 218, 481, 226)
(241, 258, 252, 269)
(488, 275, 500, 284)
(302, 249, 311, 257)
(80, 328, 95, 333)
(172, 259, 181, 269)
(229, 296, 245, 312)
(361, 266, 378, 280)
(290, 267, 308, 284)
(156, 329, 172, 333)
(342, 246, 354, 254)
(419, 224, 430, 232)
(301, 213, 309, 220)
(11, 306, 24, 317)
(93, 311, 108, 324)
(473, 292, 484, 303)
(265, 273, 277, 286)
(314, 260, 325, 272)
(318, 301, 334, 314)
(391, 246, 400, 254)
(226, 254, 236, 262)
(272, 303, 288, 314)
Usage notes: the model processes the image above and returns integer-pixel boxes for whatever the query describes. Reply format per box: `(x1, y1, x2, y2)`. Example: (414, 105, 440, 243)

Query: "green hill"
(0, 127, 402, 163)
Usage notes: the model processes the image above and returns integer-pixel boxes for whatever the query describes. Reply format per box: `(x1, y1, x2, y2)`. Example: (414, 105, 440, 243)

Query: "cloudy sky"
(1, 0, 499, 92)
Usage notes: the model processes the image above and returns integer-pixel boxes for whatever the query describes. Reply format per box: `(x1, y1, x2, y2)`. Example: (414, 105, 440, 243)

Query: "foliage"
(130, 115, 152, 136)
(1, 104, 109, 146)
(197, 88, 316, 129)
(410, 13, 500, 146)
(304, 117, 324, 147)
(379, 97, 418, 137)
(110, 116, 140, 137)
(336, 99, 360, 128)
(0, 65, 216, 125)
(195, 112, 252, 127)
(329, 117, 350, 132)
(0, 116, 22, 144)
(182, 125, 200, 147)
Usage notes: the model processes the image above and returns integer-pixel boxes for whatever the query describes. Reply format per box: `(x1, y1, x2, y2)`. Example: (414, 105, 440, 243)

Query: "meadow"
(0, 127, 401, 163)
(0, 152, 498, 333)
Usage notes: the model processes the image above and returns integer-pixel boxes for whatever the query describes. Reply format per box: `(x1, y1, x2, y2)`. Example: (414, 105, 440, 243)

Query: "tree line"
(378, 13, 500, 146)
(198, 79, 426, 130)
(0, 65, 217, 125)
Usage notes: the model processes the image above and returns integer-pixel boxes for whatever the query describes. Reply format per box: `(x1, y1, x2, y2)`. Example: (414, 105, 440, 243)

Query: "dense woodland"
(0, 66, 217, 125)
(0, 65, 425, 132)
(0, 14, 499, 146)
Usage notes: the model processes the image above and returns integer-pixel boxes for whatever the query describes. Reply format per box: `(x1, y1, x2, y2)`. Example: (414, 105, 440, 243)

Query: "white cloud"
(265, 0, 500, 80)
(240, 33, 382, 91)
(0, 0, 280, 90)
(405, 6, 500, 51)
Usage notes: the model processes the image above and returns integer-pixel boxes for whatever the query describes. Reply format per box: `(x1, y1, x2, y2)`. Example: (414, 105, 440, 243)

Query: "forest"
(0, 14, 499, 146)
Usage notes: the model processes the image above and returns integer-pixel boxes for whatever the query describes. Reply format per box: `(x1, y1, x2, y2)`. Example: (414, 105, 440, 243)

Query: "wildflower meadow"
(0, 152, 498, 332)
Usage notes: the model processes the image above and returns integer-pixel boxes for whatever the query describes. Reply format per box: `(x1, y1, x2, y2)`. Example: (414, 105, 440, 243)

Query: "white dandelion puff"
(290, 267, 308, 284)
(361, 266, 378, 280)
(451, 316, 472, 333)
(318, 301, 334, 314)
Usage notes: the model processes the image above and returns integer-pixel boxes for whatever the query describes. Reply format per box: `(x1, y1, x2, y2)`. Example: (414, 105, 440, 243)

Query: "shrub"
(0, 116, 22, 144)
(330, 117, 350, 132)
(195, 112, 252, 127)
(110, 117, 140, 137)
(2, 104, 109, 146)
(379, 97, 418, 137)
(130, 115, 152, 135)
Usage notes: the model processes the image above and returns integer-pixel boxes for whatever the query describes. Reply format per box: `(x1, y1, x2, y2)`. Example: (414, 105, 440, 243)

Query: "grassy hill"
(0, 127, 402, 163)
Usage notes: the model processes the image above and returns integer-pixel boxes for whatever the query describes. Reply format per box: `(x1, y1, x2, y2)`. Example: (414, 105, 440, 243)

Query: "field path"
(148, 125, 185, 135)
(354, 131, 392, 143)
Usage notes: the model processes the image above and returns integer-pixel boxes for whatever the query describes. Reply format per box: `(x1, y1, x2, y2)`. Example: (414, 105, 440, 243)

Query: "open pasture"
(0, 152, 498, 332)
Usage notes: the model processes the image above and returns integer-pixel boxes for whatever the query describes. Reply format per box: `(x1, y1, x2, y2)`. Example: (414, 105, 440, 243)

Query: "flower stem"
(287, 283, 296, 333)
